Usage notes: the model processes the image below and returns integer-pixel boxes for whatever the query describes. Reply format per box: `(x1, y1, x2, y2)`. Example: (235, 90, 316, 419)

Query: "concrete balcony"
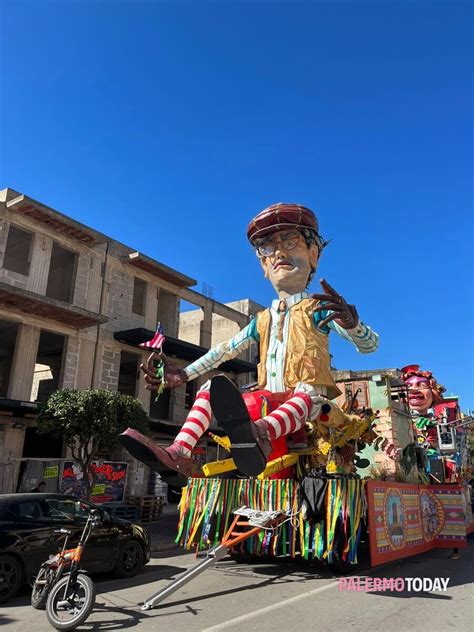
(0, 281, 108, 329)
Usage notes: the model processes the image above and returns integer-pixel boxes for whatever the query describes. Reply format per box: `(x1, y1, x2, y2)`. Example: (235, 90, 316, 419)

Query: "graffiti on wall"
(60, 461, 128, 504)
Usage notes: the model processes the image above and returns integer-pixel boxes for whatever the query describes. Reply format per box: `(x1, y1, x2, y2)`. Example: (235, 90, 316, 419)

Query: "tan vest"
(256, 298, 341, 400)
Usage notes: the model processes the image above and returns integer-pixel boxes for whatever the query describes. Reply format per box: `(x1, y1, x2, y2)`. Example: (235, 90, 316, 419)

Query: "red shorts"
(242, 389, 295, 479)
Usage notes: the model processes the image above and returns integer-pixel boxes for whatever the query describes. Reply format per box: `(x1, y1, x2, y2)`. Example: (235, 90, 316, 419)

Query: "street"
(1, 538, 472, 631)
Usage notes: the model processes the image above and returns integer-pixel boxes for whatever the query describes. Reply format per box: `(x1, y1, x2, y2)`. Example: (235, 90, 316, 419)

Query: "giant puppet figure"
(402, 364, 446, 419)
(120, 203, 379, 477)
(401, 364, 445, 417)
(401, 364, 445, 454)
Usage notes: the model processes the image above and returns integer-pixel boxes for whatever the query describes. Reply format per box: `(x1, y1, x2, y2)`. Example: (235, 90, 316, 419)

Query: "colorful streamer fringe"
(176, 478, 365, 563)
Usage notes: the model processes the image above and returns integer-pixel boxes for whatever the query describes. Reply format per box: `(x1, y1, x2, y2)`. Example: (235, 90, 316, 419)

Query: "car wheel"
(114, 540, 144, 578)
(0, 554, 23, 604)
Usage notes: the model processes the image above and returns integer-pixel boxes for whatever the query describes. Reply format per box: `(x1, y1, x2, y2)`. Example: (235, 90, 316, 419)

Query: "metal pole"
(141, 544, 228, 611)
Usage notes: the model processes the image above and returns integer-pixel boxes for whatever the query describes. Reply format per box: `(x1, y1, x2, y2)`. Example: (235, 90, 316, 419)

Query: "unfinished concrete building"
(0, 188, 256, 495)
(179, 298, 264, 368)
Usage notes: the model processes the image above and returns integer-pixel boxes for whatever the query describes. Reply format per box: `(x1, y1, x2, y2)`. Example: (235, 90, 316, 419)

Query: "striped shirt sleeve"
(184, 318, 259, 380)
(313, 308, 379, 354)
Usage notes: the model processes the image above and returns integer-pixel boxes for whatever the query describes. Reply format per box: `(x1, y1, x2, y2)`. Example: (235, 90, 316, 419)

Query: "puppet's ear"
(259, 255, 270, 279)
(309, 243, 319, 272)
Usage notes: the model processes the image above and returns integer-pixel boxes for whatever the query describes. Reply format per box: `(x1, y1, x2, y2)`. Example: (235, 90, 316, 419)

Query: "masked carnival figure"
(120, 203, 379, 476)
(401, 364, 445, 456)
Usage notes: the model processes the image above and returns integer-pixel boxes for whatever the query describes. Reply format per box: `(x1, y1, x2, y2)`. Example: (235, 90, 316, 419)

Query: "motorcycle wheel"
(46, 573, 95, 631)
(31, 565, 56, 610)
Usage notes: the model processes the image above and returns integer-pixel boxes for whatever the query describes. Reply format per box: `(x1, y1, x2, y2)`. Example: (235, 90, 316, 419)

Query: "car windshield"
(9, 499, 50, 521)
(46, 498, 92, 523)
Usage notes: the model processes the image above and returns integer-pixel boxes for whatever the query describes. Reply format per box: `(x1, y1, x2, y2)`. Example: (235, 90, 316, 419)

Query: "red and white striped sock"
(259, 392, 313, 440)
(175, 390, 211, 456)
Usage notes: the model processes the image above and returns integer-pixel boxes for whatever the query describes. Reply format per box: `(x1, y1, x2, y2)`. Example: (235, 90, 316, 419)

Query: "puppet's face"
(258, 229, 319, 295)
(405, 375, 434, 413)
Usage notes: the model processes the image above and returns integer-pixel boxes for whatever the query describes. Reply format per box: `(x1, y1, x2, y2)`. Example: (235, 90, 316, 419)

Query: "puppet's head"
(401, 364, 445, 414)
(247, 203, 327, 295)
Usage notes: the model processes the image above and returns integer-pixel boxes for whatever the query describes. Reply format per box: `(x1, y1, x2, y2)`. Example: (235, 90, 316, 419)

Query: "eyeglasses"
(256, 230, 303, 257)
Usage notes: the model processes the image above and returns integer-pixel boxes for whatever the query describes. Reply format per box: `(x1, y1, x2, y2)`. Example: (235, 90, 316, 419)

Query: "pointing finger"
(320, 278, 342, 298)
(311, 293, 342, 304)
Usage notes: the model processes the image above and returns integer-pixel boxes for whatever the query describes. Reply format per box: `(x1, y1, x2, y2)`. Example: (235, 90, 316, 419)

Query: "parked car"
(0, 493, 151, 604)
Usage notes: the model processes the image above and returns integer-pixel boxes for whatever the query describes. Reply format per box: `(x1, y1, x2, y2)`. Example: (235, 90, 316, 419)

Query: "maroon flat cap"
(247, 203, 319, 244)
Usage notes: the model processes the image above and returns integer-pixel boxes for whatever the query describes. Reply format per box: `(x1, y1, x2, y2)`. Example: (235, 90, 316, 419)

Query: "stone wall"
(61, 335, 81, 389)
(99, 346, 122, 390)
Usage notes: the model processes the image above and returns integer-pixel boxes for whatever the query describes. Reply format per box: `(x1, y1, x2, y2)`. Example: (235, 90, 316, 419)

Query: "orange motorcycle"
(31, 508, 100, 630)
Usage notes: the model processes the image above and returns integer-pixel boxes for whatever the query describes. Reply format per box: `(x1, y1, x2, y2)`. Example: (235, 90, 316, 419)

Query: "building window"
(157, 289, 177, 334)
(31, 331, 66, 403)
(149, 388, 171, 420)
(117, 352, 139, 397)
(3, 225, 33, 276)
(46, 243, 77, 303)
(21, 427, 64, 459)
(185, 380, 197, 410)
(132, 277, 147, 316)
(0, 319, 19, 397)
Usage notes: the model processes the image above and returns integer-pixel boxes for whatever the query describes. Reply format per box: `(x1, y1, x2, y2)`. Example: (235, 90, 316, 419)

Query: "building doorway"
(17, 427, 64, 492)
(22, 426, 64, 459)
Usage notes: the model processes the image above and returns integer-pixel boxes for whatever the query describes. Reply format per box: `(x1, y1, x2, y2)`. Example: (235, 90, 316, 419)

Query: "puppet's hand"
(312, 279, 359, 330)
(141, 352, 188, 391)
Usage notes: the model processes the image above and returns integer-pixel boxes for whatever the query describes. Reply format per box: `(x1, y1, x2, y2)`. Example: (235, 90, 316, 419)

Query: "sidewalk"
(145, 502, 181, 553)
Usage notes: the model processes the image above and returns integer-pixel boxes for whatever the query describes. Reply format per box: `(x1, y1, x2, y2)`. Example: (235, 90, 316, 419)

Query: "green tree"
(37, 389, 149, 499)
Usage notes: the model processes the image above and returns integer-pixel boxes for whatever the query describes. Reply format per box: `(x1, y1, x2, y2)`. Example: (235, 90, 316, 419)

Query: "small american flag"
(139, 322, 165, 351)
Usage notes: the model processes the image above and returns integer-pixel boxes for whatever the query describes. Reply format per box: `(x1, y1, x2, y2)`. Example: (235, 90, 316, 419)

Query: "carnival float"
(119, 203, 473, 610)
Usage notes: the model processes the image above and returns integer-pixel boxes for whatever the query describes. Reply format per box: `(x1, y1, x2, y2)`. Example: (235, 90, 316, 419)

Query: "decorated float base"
(176, 478, 474, 568)
(366, 480, 472, 566)
(176, 477, 365, 564)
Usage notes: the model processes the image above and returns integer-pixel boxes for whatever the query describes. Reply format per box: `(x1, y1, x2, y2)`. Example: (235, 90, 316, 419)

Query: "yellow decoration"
(202, 458, 236, 477)
(208, 432, 231, 451)
(316, 437, 332, 455)
(257, 453, 299, 479)
(202, 412, 377, 478)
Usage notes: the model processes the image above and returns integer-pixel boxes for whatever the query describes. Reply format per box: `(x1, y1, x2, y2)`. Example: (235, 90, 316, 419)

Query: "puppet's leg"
(258, 387, 314, 441)
(174, 388, 212, 454)
(210, 375, 270, 476)
(210, 376, 314, 476)
(119, 383, 212, 476)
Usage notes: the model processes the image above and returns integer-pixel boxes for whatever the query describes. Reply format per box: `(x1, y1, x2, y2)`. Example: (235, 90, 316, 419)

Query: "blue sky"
(1, 1, 473, 408)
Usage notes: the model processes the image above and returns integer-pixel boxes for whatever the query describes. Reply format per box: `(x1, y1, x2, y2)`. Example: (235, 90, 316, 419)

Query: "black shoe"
(210, 375, 269, 476)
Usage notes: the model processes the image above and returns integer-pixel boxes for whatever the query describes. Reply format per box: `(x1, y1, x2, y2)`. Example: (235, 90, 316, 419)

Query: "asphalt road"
(1, 540, 473, 631)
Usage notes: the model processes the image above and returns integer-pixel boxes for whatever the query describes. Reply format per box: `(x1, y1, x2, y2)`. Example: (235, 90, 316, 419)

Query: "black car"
(0, 493, 151, 604)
